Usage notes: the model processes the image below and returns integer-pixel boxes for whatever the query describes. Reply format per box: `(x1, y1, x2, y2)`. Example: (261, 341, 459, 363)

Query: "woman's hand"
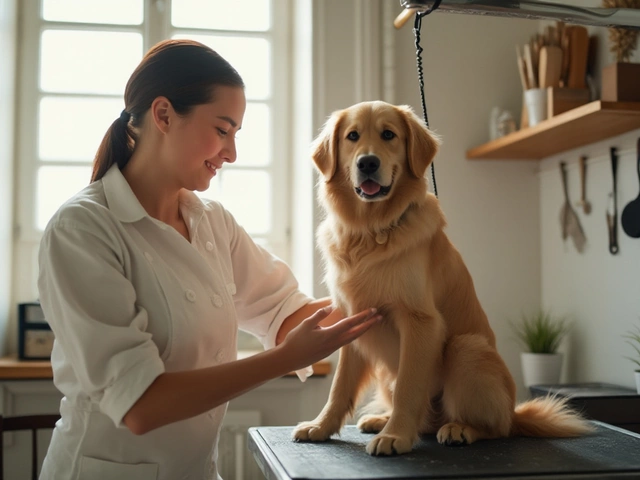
(277, 307, 381, 371)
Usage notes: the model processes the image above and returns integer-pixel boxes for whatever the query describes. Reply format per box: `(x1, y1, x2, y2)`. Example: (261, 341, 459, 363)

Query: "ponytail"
(91, 110, 134, 182)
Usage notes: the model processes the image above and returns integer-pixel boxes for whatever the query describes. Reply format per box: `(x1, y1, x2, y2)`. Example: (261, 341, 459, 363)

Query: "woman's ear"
(399, 105, 441, 179)
(311, 110, 344, 181)
(150, 96, 174, 134)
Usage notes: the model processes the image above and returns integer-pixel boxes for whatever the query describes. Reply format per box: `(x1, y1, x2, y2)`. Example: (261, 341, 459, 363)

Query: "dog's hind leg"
(293, 343, 372, 442)
(437, 334, 516, 445)
(358, 411, 391, 433)
(357, 369, 393, 433)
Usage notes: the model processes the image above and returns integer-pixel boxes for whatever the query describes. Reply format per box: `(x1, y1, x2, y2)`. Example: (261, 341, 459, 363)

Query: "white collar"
(102, 164, 207, 225)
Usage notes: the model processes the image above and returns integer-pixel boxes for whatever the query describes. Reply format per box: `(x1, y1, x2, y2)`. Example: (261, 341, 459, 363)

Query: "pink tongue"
(360, 180, 381, 195)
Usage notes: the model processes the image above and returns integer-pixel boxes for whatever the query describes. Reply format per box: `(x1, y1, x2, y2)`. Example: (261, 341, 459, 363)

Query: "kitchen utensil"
(607, 147, 619, 255)
(560, 26, 571, 87)
(524, 43, 538, 89)
(539, 45, 563, 88)
(576, 156, 591, 215)
(586, 35, 598, 101)
(516, 45, 529, 90)
(559, 161, 586, 253)
(567, 26, 589, 89)
(621, 138, 640, 238)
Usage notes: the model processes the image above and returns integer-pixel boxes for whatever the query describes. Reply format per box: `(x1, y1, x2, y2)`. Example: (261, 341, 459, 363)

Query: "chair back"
(0, 414, 59, 480)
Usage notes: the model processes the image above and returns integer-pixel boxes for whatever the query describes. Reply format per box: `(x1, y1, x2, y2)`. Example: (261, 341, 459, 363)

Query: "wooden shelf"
(0, 353, 332, 380)
(466, 101, 640, 160)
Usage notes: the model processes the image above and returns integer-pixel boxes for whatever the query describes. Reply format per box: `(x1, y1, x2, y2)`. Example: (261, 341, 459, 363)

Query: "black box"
(530, 382, 640, 434)
(18, 302, 54, 360)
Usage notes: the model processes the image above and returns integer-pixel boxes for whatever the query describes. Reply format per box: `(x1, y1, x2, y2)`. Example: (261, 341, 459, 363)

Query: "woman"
(37, 39, 380, 480)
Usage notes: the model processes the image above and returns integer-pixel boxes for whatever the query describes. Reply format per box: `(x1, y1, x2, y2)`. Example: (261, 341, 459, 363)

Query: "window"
(15, 0, 293, 303)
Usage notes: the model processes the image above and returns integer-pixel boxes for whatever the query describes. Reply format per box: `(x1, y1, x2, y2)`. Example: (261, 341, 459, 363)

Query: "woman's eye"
(217, 128, 228, 136)
(381, 130, 396, 140)
(346, 131, 359, 141)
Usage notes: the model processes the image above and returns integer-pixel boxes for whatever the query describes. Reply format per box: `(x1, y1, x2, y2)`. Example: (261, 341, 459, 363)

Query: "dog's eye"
(346, 131, 360, 141)
(381, 130, 396, 140)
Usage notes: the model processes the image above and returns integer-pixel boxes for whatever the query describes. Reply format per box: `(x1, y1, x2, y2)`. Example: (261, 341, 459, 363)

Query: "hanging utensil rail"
(397, 1, 640, 29)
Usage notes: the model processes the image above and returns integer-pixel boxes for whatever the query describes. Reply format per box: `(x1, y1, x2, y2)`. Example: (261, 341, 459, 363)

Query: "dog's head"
(312, 101, 440, 208)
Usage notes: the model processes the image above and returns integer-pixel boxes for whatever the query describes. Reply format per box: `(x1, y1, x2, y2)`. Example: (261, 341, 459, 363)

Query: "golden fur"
(292, 101, 592, 456)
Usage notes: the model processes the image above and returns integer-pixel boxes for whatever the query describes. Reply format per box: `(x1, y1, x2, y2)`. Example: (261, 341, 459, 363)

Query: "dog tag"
(375, 231, 388, 244)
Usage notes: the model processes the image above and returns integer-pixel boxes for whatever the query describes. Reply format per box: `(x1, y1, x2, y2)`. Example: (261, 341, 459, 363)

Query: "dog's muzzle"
(355, 155, 393, 200)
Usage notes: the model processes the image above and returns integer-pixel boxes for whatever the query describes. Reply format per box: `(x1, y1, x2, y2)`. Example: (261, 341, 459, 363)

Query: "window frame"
(14, 0, 294, 302)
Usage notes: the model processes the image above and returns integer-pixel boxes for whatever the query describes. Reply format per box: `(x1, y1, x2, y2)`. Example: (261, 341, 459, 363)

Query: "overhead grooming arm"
(395, 0, 640, 30)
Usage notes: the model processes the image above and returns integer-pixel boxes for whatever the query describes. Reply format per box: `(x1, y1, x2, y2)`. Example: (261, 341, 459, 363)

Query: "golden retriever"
(292, 101, 592, 456)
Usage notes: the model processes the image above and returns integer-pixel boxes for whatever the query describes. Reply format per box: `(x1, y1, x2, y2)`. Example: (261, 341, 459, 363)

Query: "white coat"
(37, 164, 312, 480)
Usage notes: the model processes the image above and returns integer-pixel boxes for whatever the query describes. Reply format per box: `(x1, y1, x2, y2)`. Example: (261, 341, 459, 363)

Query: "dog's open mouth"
(355, 180, 392, 199)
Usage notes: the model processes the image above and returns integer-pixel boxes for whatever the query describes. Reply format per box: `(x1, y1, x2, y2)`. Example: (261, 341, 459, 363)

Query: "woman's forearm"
(276, 297, 343, 345)
(123, 345, 296, 435)
(124, 305, 379, 435)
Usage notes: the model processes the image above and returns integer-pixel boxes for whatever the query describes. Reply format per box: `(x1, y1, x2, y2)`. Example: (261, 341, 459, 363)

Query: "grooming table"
(248, 423, 640, 479)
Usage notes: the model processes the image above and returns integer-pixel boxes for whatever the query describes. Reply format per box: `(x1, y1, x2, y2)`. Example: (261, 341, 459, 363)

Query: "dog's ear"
(398, 105, 441, 179)
(311, 110, 344, 181)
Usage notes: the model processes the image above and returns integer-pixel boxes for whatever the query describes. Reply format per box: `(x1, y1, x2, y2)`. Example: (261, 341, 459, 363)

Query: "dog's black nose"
(357, 155, 380, 175)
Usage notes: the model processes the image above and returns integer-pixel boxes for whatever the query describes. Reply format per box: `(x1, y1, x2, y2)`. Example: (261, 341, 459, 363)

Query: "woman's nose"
(221, 138, 237, 164)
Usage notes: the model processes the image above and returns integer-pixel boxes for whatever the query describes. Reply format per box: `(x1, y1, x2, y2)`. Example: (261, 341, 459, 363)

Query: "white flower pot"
(520, 352, 563, 388)
(635, 371, 640, 394)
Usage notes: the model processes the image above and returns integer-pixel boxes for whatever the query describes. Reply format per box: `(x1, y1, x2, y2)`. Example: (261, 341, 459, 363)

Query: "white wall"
(538, 1, 640, 389)
(0, 0, 17, 356)
(393, 11, 540, 398)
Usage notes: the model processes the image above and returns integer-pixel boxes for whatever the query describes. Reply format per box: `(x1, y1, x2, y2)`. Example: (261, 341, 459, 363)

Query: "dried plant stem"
(602, 0, 640, 62)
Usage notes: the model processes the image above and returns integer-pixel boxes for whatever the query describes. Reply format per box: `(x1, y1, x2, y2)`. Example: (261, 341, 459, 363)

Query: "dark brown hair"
(91, 39, 244, 182)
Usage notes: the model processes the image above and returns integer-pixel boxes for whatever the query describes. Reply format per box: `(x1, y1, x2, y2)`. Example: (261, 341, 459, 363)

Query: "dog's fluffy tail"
(511, 396, 594, 438)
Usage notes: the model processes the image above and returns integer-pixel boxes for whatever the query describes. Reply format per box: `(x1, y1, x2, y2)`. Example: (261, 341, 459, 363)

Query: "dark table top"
(248, 423, 640, 480)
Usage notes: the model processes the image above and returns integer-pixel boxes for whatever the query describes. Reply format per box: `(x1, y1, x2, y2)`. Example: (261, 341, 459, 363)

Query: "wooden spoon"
(539, 45, 563, 88)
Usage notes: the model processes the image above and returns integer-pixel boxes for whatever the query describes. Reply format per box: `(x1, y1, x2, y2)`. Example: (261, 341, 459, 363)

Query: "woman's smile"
(205, 160, 218, 175)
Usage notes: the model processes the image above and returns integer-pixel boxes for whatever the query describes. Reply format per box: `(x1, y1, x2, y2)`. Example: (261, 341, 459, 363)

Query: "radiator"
(219, 410, 264, 480)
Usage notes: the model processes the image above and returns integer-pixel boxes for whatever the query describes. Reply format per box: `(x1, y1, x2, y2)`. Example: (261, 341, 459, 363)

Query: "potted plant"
(601, 0, 640, 102)
(622, 324, 640, 394)
(510, 310, 570, 388)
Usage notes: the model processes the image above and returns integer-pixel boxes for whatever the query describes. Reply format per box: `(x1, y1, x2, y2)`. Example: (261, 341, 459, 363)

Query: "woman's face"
(168, 86, 246, 192)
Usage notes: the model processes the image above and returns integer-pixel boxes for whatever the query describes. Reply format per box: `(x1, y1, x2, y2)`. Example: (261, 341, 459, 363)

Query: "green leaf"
(509, 310, 570, 354)
(622, 323, 640, 368)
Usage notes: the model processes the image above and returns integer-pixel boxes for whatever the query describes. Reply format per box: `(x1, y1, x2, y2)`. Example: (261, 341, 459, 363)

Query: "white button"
(215, 350, 224, 362)
(144, 252, 153, 262)
(212, 295, 223, 308)
(226, 283, 236, 295)
(185, 290, 196, 302)
(205, 241, 214, 251)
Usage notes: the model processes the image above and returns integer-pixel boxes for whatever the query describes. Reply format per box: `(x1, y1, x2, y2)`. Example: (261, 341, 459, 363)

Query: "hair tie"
(120, 109, 131, 123)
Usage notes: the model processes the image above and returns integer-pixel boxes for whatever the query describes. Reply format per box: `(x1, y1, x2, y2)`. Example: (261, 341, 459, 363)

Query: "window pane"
(40, 30, 143, 94)
(39, 97, 123, 161)
(221, 170, 271, 234)
(171, 0, 270, 31)
(173, 34, 270, 100)
(42, 0, 143, 25)
(37, 166, 92, 230)
(237, 103, 270, 167)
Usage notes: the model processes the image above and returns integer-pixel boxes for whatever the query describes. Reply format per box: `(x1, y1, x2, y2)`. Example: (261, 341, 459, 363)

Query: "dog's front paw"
(366, 433, 414, 456)
(357, 414, 389, 433)
(292, 420, 337, 442)
(436, 423, 469, 446)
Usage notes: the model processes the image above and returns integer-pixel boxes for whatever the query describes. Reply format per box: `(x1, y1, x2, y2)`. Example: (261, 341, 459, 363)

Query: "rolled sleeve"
(38, 218, 165, 427)
(224, 210, 312, 348)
